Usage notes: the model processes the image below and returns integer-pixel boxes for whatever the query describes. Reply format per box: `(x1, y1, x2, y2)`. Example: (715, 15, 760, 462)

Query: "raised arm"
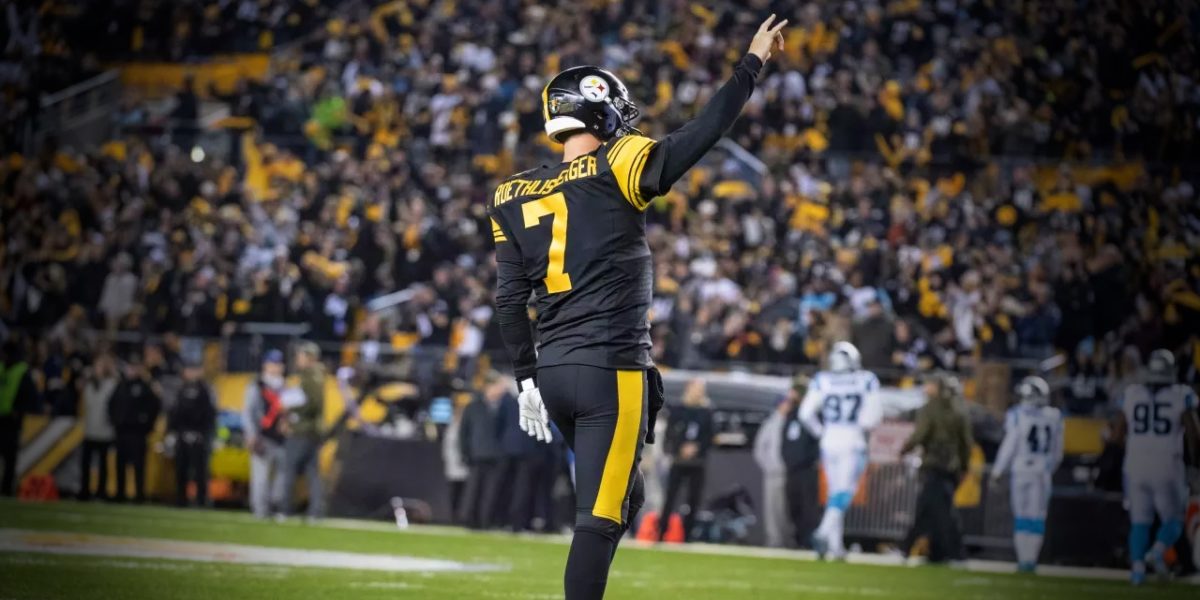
(611, 15, 788, 210)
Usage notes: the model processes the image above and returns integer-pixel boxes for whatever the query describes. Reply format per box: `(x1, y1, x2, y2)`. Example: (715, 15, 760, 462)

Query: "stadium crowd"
(2, 0, 1199, 428)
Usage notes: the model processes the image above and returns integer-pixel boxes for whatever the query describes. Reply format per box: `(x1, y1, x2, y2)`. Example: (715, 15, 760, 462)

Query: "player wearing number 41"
(1118, 349, 1200, 585)
(989, 376, 1063, 574)
(798, 341, 883, 560)
(488, 14, 789, 600)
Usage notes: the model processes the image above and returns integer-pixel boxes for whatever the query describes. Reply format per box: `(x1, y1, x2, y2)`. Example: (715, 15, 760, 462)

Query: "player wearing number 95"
(798, 341, 882, 560)
(1118, 349, 1200, 585)
(989, 376, 1063, 574)
(488, 14, 788, 600)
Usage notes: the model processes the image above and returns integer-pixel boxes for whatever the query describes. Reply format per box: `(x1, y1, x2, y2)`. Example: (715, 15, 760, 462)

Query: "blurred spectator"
(442, 399, 469, 522)
(457, 371, 507, 529)
(243, 349, 289, 518)
(168, 363, 216, 507)
(657, 378, 715, 541)
(39, 339, 78, 416)
(781, 376, 821, 548)
(1066, 344, 1108, 415)
(852, 296, 895, 372)
(281, 341, 326, 519)
(78, 352, 119, 501)
(891, 319, 939, 373)
(171, 75, 200, 150)
(899, 375, 974, 563)
(0, 339, 40, 496)
(501, 391, 561, 533)
(1094, 411, 1127, 493)
(753, 393, 792, 548)
(108, 355, 163, 503)
(98, 254, 138, 332)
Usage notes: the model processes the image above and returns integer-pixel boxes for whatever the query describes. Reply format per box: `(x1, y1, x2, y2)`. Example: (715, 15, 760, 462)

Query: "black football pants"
(539, 365, 647, 600)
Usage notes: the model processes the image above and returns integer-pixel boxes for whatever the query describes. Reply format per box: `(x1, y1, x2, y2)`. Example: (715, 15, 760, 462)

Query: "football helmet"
(827, 341, 861, 372)
(1146, 349, 1175, 381)
(542, 66, 640, 143)
(1015, 375, 1050, 406)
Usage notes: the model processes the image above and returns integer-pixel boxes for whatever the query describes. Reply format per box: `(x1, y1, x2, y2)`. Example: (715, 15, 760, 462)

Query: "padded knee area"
(576, 512, 624, 543)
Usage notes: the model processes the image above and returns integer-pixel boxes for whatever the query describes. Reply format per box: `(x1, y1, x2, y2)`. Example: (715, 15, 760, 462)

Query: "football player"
(1119, 349, 1199, 585)
(798, 342, 882, 559)
(488, 14, 789, 600)
(990, 375, 1064, 573)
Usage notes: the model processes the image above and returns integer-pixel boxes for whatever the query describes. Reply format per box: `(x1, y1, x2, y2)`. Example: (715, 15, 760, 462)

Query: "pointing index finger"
(759, 13, 776, 33)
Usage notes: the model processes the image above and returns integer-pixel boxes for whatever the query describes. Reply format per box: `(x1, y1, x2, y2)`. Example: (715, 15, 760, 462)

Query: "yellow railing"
(112, 54, 271, 97)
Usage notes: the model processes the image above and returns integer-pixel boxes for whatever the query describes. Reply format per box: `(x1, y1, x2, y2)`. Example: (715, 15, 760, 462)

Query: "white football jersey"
(1121, 382, 1197, 474)
(993, 404, 1063, 476)
(799, 369, 882, 451)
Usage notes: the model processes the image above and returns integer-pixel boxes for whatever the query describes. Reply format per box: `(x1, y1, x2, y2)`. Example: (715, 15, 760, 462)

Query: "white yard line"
(0, 528, 504, 574)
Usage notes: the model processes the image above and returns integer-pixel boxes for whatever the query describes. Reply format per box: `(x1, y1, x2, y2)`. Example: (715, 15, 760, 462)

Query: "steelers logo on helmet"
(578, 75, 610, 102)
(542, 66, 640, 142)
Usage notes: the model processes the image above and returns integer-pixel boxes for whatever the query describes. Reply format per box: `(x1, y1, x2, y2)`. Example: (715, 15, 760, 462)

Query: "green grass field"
(0, 499, 1191, 599)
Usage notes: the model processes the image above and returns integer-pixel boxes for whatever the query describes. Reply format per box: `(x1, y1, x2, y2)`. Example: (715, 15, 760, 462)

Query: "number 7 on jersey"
(522, 192, 573, 293)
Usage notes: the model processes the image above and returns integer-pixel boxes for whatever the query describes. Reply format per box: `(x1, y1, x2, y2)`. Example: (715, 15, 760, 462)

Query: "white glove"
(517, 378, 553, 443)
(336, 366, 355, 382)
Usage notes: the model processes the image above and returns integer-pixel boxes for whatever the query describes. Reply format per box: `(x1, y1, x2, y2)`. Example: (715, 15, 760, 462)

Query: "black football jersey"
(488, 53, 764, 380)
(489, 135, 660, 372)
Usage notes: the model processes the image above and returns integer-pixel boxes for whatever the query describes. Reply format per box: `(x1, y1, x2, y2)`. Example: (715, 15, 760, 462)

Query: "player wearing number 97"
(1119, 349, 1200, 585)
(488, 14, 789, 600)
(798, 341, 882, 560)
(989, 376, 1063, 573)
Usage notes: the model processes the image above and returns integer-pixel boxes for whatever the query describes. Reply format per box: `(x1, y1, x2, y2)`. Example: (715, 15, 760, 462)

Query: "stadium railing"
(74, 326, 1131, 561)
(22, 69, 121, 154)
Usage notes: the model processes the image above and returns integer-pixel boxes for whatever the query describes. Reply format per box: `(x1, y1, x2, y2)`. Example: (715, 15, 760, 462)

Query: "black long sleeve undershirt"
(640, 53, 764, 197)
(494, 237, 538, 381)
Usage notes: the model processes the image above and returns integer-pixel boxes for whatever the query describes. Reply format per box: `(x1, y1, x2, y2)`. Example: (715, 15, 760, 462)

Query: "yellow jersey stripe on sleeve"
(606, 136, 633, 167)
(628, 148, 652, 210)
(608, 135, 656, 210)
(491, 217, 508, 243)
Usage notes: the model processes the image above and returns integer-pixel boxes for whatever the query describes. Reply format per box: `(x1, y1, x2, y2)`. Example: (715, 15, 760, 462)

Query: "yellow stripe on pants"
(592, 370, 642, 524)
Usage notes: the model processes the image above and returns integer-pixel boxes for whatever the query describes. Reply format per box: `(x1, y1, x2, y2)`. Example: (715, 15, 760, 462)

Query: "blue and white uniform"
(1121, 379, 1196, 581)
(799, 343, 881, 558)
(991, 400, 1063, 570)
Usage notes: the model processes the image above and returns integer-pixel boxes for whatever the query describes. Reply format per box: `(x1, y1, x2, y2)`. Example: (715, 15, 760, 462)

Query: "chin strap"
(616, 124, 643, 138)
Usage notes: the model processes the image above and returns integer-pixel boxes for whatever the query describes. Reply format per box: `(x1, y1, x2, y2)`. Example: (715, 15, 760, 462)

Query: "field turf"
(0, 498, 1192, 599)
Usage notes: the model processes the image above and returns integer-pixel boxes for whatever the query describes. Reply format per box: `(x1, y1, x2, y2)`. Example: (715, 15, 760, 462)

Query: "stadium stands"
(2, 0, 1198, 421)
